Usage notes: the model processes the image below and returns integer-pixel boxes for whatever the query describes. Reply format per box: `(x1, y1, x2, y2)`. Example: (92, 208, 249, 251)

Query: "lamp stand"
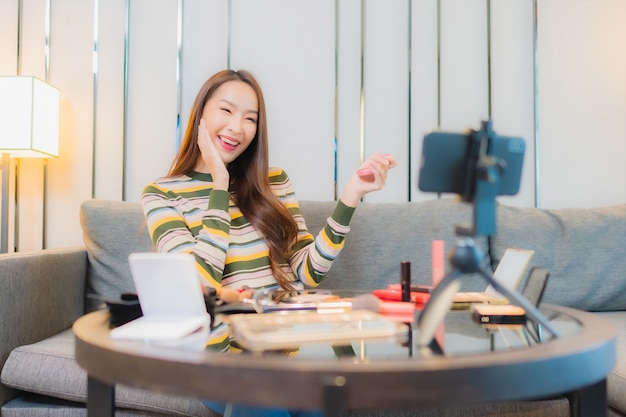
(1, 153, 10, 253)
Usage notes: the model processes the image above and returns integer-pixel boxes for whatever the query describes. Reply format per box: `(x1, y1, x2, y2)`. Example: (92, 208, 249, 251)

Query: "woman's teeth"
(220, 136, 238, 146)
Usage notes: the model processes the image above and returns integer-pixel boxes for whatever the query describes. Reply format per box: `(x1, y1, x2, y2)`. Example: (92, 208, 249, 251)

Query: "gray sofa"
(1, 198, 625, 417)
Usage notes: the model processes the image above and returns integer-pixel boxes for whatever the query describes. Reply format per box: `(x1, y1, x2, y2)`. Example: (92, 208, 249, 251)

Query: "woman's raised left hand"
(340, 152, 397, 207)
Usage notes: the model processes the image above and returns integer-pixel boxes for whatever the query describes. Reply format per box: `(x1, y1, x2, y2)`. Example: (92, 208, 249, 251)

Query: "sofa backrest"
(79, 198, 626, 313)
(493, 202, 626, 312)
(79, 198, 489, 311)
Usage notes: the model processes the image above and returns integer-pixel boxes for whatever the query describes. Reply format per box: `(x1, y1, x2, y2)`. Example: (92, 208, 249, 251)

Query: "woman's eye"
(246, 117, 258, 123)
(220, 107, 231, 114)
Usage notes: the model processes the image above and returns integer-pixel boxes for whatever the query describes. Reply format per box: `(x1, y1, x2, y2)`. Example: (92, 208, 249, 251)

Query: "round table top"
(73, 304, 615, 411)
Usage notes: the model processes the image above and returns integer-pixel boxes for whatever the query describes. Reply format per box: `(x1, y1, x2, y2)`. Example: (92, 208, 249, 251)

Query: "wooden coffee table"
(73, 304, 615, 417)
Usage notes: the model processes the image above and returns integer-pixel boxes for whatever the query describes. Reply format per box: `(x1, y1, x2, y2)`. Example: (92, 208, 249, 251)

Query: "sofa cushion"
(80, 200, 155, 312)
(492, 203, 626, 311)
(0, 330, 217, 416)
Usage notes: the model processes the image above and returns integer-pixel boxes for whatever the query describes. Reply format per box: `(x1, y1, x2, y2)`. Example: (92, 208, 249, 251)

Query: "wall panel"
(124, 0, 179, 202)
(94, 0, 126, 200)
(0, 0, 20, 252)
(336, 0, 362, 202)
(179, 0, 229, 145)
(490, 0, 536, 207)
(410, 0, 439, 203)
(46, 0, 95, 248)
(439, 0, 489, 130)
(230, 0, 336, 201)
(16, 159, 44, 251)
(538, 0, 626, 208)
(0, 0, 19, 74)
(1, 0, 625, 251)
(20, 0, 47, 76)
(362, 0, 410, 203)
(16, 0, 48, 251)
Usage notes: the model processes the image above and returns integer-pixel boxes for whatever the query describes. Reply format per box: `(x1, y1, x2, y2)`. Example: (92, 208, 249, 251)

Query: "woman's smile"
(217, 135, 240, 151)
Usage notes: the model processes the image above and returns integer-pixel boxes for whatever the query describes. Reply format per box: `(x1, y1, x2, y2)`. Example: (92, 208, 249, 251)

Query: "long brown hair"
(169, 69, 299, 290)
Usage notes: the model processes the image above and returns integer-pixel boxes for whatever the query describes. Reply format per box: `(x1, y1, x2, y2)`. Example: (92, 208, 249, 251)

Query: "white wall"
(538, 0, 626, 208)
(0, 0, 625, 252)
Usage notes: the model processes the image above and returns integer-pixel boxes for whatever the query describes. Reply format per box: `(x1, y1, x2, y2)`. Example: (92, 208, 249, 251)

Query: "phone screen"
(418, 131, 525, 197)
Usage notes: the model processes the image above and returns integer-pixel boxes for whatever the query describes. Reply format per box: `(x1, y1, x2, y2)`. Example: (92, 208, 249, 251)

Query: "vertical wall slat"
(439, 0, 489, 130)
(490, 0, 536, 207)
(179, 0, 229, 147)
(16, 0, 48, 251)
(124, 0, 179, 202)
(362, 0, 410, 203)
(93, 0, 126, 200)
(0, 0, 19, 74)
(20, 0, 47, 75)
(410, 0, 440, 202)
(335, 0, 362, 202)
(230, 0, 336, 201)
(0, 0, 20, 252)
(46, 0, 95, 248)
(538, 0, 626, 208)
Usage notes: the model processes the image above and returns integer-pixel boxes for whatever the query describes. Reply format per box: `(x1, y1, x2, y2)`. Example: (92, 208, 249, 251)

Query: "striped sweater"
(141, 168, 355, 292)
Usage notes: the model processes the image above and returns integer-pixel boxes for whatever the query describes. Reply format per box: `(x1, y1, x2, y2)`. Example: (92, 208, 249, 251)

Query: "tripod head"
(418, 119, 525, 237)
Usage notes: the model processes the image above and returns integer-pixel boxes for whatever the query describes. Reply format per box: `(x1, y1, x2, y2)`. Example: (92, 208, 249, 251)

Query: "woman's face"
(200, 80, 259, 165)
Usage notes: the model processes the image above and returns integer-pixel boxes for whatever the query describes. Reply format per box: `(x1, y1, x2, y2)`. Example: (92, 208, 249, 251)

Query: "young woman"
(141, 69, 396, 416)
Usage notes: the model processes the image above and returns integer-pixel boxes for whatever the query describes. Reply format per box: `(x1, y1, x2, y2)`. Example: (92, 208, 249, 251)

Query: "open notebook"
(110, 253, 211, 342)
(453, 248, 535, 306)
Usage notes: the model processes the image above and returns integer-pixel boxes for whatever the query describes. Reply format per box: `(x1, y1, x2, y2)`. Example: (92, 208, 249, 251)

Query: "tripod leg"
(416, 269, 463, 354)
(477, 267, 559, 338)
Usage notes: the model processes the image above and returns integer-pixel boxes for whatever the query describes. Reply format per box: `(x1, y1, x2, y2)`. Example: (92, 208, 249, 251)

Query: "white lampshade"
(0, 76, 60, 158)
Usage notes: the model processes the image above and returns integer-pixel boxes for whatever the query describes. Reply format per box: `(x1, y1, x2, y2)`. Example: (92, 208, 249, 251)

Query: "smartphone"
(418, 129, 525, 197)
(471, 304, 527, 326)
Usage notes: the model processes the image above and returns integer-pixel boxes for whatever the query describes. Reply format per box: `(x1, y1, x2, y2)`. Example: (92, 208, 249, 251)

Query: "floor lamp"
(0, 76, 60, 254)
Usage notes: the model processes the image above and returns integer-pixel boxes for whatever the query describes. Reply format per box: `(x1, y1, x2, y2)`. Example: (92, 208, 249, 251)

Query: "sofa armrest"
(0, 247, 87, 406)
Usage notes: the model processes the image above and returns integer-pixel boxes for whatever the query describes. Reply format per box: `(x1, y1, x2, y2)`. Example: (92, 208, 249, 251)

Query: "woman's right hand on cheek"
(197, 120, 229, 190)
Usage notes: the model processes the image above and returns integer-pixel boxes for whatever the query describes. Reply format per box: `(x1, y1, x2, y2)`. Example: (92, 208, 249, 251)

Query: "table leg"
(87, 376, 115, 417)
(567, 379, 607, 417)
(321, 376, 346, 417)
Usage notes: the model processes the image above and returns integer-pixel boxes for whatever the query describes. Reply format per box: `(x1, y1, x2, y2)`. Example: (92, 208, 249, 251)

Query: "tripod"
(416, 121, 559, 355)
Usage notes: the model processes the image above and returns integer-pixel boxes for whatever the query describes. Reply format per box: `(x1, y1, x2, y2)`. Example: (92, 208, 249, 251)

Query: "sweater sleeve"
(272, 169, 355, 287)
(290, 200, 355, 287)
(141, 182, 231, 289)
